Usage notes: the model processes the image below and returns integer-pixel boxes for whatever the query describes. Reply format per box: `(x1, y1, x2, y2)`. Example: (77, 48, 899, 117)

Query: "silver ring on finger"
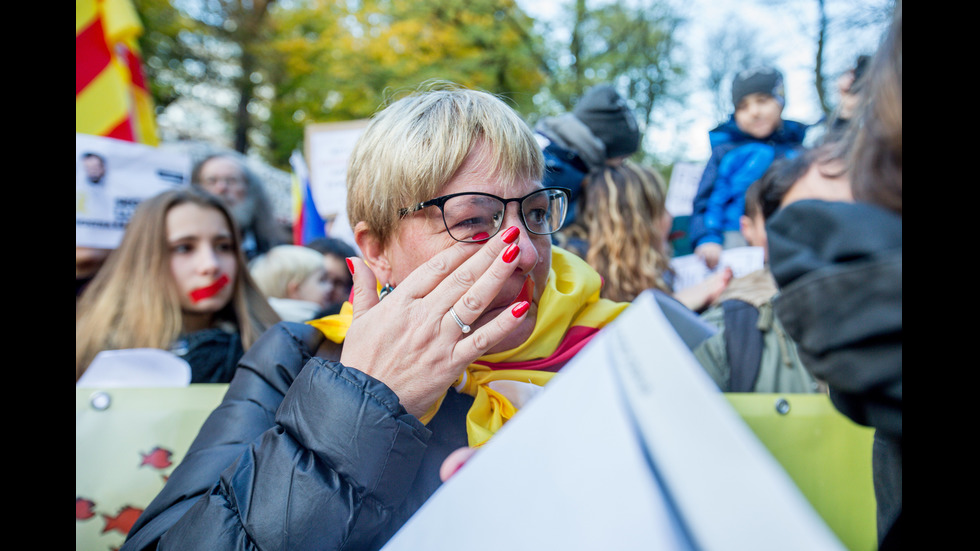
(449, 307, 472, 334)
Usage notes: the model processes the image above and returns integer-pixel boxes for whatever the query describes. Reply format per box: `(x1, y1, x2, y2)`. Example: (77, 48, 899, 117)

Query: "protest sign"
(382, 291, 864, 551)
(76, 134, 190, 249)
(76, 385, 225, 551)
(304, 120, 368, 218)
(304, 120, 369, 245)
(669, 245, 766, 292)
(665, 161, 705, 217)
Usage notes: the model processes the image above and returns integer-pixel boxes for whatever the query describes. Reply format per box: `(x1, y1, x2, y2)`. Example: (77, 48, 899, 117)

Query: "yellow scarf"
(308, 247, 627, 447)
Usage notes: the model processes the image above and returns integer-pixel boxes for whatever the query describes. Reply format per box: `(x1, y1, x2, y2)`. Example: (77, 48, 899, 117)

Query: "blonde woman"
(75, 187, 280, 383)
(123, 84, 631, 550)
(248, 244, 334, 322)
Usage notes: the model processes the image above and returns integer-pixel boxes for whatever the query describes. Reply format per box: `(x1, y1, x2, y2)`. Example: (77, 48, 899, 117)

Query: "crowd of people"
(75, 5, 901, 549)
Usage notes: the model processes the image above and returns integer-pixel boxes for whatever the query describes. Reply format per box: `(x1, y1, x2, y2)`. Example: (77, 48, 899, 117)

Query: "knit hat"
(732, 67, 785, 108)
(572, 85, 641, 160)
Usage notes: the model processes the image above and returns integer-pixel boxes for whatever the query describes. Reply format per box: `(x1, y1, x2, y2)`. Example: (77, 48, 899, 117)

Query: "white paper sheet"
(669, 246, 765, 292)
(76, 349, 192, 388)
(382, 291, 843, 551)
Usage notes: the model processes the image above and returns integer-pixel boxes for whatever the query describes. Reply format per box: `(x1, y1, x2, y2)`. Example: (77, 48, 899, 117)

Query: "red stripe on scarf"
(475, 325, 599, 373)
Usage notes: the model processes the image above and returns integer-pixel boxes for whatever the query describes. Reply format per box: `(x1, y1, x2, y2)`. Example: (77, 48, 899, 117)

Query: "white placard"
(383, 291, 842, 551)
(665, 161, 705, 217)
(669, 246, 765, 292)
(76, 348, 191, 388)
(305, 120, 369, 219)
(76, 134, 191, 249)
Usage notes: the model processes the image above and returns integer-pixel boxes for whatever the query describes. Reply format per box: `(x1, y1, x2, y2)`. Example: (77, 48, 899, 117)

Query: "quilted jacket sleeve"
(159, 357, 431, 551)
(121, 322, 432, 551)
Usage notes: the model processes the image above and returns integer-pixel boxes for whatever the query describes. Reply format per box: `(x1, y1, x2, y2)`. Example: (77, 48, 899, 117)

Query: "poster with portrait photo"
(76, 134, 192, 249)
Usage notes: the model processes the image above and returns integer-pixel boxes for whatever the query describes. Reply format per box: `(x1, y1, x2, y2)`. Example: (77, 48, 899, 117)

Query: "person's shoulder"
(776, 119, 809, 143)
(768, 200, 901, 289)
(716, 269, 777, 307)
(238, 321, 329, 379)
(707, 118, 742, 150)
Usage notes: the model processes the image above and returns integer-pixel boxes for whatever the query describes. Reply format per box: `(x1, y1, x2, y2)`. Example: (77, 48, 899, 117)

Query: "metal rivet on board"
(774, 397, 790, 415)
(90, 391, 111, 411)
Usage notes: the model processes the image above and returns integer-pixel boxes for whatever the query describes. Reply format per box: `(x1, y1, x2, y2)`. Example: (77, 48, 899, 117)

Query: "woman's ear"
(285, 279, 301, 300)
(353, 221, 392, 284)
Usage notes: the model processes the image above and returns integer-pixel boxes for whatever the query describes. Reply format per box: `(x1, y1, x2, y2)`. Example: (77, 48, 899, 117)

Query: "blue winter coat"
(688, 117, 807, 249)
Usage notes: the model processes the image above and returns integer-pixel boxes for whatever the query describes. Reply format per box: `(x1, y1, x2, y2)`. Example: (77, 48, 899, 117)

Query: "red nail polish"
(345, 257, 355, 275)
(511, 301, 530, 317)
(348, 287, 356, 304)
(502, 243, 519, 263)
(472, 232, 490, 242)
(501, 226, 520, 244)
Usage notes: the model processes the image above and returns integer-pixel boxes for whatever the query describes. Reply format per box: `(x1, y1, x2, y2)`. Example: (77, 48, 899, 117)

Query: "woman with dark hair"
(767, 5, 902, 548)
(305, 236, 359, 313)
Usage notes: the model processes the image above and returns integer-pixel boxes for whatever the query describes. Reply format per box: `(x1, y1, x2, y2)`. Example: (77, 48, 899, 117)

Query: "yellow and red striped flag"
(76, 0, 158, 145)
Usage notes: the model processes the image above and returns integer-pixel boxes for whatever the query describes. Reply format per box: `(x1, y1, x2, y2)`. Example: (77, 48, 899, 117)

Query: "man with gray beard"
(192, 153, 288, 260)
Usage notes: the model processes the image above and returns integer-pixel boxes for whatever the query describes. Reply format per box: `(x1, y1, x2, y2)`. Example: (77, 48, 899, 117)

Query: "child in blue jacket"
(689, 67, 807, 269)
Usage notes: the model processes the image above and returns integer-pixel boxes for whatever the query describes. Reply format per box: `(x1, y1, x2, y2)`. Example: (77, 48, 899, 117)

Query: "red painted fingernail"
(472, 232, 490, 242)
(502, 243, 519, 263)
(348, 287, 356, 304)
(501, 226, 520, 244)
(511, 300, 530, 317)
(345, 257, 355, 275)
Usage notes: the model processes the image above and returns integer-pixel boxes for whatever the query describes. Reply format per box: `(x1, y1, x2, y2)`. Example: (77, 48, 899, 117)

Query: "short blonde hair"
(346, 82, 544, 246)
(249, 245, 325, 299)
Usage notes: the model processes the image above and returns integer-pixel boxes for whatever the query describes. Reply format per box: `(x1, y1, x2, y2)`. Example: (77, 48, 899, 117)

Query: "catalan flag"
(76, 0, 158, 145)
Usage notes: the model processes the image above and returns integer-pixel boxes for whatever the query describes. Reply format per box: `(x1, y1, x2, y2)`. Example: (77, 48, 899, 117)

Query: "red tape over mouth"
(189, 274, 230, 303)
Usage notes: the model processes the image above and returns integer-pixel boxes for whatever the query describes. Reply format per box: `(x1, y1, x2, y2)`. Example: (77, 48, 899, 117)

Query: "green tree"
(528, 0, 684, 168)
(702, 21, 779, 122)
(134, 0, 279, 157)
(754, 0, 895, 117)
(135, 0, 548, 167)
(262, 0, 547, 166)
(590, 2, 683, 144)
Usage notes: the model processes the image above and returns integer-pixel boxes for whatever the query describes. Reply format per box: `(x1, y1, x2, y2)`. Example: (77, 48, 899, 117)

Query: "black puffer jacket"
(768, 200, 902, 549)
(171, 326, 244, 383)
(122, 321, 473, 551)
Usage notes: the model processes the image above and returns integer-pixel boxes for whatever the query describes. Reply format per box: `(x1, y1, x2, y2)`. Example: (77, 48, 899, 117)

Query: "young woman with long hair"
(558, 161, 731, 310)
(557, 161, 674, 303)
(76, 187, 280, 383)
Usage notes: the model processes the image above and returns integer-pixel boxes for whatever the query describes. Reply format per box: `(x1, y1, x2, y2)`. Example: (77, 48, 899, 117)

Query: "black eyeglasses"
(398, 187, 571, 243)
